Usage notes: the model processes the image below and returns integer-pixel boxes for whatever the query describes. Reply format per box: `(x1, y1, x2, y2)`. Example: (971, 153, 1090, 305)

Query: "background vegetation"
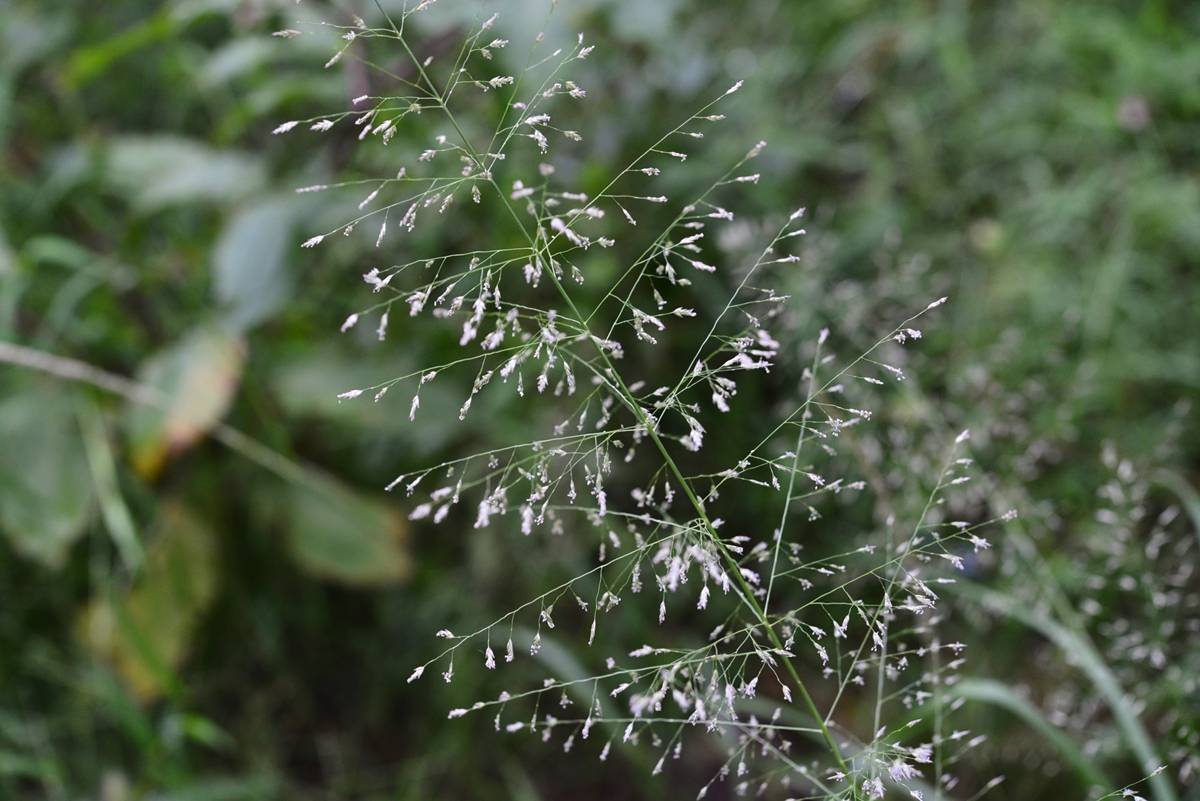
(1, 1, 1197, 799)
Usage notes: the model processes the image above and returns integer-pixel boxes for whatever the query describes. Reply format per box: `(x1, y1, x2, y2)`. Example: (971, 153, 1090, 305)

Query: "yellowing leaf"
(79, 503, 217, 702)
(286, 480, 411, 586)
(126, 324, 245, 477)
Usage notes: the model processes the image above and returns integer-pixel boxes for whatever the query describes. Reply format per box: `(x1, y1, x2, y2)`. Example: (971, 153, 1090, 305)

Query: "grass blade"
(949, 677, 1110, 792)
(954, 584, 1176, 801)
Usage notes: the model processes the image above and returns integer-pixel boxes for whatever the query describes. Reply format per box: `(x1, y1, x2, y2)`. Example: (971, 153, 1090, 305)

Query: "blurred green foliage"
(1, 1, 1197, 800)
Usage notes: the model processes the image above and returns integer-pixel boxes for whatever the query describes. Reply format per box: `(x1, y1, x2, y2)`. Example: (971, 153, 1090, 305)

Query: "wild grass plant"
(0, 1, 1195, 799)
(275, 6, 1059, 798)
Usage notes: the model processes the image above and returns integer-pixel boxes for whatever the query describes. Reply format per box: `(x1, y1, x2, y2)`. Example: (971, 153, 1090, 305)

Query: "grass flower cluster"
(275, 5, 1034, 799)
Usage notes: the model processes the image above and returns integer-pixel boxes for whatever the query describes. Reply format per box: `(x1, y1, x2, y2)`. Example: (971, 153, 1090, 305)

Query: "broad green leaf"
(125, 324, 245, 477)
(271, 347, 463, 451)
(272, 348, 401, 423)
(105, 136, 265, 211)
(213, 197, 297, 330)
(0, 7, 71, 74)
(63, 11, 177, 87)
(79, 503, 218, 702)
(198, 39, 279, 89)
(286, 479, 411, 586)
(0, 383, 93, 567)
